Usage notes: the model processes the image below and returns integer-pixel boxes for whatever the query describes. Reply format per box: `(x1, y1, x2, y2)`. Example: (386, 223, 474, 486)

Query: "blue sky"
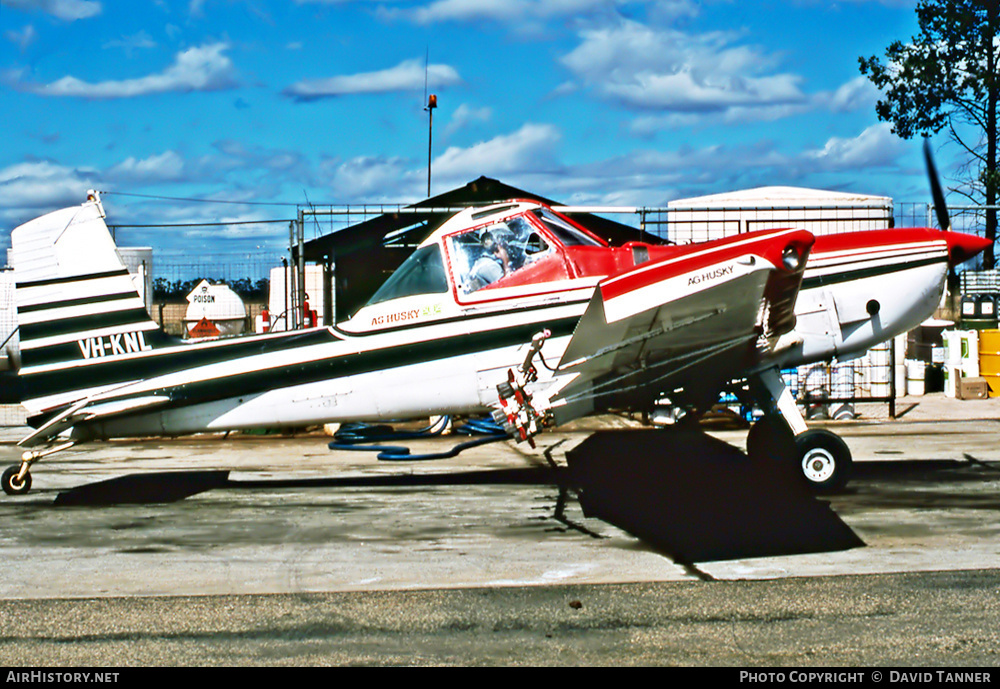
(1, 0, 936, 264)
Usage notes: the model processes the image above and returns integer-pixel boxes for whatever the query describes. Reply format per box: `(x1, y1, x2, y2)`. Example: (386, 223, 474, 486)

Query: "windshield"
(448, 215, 552, 293)
(366, 244, 449, 306)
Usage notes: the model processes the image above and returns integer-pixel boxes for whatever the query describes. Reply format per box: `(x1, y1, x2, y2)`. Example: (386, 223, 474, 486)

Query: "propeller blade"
(923, 139, 951, 232)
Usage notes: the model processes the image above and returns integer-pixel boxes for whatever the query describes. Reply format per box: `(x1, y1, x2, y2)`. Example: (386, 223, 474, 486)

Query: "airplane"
(1, 157, 989, 498)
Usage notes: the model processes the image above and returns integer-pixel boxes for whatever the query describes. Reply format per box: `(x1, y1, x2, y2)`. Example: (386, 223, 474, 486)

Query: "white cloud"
(188, 0, 208, 18)
(388, 0, 696, 27)
(625, 75, 879, 135)
(320, 155, 423, 201)
(284, 59, 461, 101)
(629, 102, 813, 135)
(0, 161, 101, 231)
(5, 25, 37, 51)
(17, 43, 237, 99)
(817, 76, 881, 113)
(204, 140, 314, 185)
(3, 0, 102, 21)
(603, 69, 804, 111)
(560, 19, 806, 115)
(102, 31, 157, 57)
(443, 104, 492, 137)
(400, 0, 607, 24)
(804, 123, 905, 170)
(432, 123, 561, 182)
(107, 151, 185, 183)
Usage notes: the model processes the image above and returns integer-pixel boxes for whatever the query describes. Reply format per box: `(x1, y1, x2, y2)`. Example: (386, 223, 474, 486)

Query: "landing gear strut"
(746, 368, 853, 492)
(2, 440, 76, 497)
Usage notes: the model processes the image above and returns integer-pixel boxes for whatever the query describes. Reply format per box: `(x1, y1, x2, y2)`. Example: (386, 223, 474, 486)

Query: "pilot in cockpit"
(459, 217, 542, 292)
(467, 227, 511, 288)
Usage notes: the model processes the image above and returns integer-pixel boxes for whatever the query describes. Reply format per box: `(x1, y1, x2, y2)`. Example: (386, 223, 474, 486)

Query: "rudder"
(11, 193, 168, 414)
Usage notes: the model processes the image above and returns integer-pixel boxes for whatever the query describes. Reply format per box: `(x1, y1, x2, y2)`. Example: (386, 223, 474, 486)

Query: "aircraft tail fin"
(11, 193, 170, 413)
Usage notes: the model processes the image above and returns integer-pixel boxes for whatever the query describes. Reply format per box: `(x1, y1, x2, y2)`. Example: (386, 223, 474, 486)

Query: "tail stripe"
(16, 272, 138, 311)
(19, 291, 142, 315)
(20, 307, 156, 343)
(16, 268, 130, 291)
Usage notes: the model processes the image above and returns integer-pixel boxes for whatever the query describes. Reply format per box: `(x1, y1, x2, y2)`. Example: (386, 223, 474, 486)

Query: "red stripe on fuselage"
(599, 228, 813, 303)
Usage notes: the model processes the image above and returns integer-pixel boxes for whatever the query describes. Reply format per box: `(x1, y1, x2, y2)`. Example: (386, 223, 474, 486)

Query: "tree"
(859, 0, 999, 268)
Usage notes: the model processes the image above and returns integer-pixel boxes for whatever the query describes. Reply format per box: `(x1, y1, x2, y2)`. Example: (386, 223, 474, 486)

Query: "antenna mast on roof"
(424, 47, 436, 198)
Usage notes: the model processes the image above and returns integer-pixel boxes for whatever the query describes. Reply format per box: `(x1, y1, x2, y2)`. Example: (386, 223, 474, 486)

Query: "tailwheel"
(794, 429, 852, 493)
(2, 465, 32, 496)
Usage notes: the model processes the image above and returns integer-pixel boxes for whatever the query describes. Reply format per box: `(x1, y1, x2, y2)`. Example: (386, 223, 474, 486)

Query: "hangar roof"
(301, 176, 660, 262)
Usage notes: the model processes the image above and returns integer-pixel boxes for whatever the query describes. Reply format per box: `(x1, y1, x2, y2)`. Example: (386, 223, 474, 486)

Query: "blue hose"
(328, 416, 509, 461)
(332, 415, 451, 444)
(455, 416, 507, 436)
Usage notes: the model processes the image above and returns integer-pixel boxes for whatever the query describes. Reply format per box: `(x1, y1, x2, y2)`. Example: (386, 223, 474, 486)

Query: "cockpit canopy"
(448, 214, 552, 294)
(363, 202, 606, 310)
(346, 201, 617, 331)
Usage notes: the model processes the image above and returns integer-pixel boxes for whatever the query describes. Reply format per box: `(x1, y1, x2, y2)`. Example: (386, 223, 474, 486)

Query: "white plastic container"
(905, 359, 926, 396)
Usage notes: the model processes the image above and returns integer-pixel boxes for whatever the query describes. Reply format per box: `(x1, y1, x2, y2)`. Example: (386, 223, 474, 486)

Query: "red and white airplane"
(3, 164, 989, 497)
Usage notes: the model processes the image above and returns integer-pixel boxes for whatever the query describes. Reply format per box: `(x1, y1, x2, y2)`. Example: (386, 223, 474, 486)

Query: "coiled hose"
(328, 415, 509, 461)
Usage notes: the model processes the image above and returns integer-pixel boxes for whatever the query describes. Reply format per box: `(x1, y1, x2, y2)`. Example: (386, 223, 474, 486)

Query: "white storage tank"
(118, 247, 153, 315)
(183, 279, 247, 338)
(263, 264, 328, 332)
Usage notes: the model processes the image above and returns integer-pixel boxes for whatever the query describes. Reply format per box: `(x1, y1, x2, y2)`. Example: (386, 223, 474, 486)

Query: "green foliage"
(859, 0, 997, 139)
(859, 0, 999, 268)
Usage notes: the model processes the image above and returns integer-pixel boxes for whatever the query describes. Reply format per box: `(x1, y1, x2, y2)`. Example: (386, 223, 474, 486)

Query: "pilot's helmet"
(486, 224, 513, 248)
(481, 230, 496, 252)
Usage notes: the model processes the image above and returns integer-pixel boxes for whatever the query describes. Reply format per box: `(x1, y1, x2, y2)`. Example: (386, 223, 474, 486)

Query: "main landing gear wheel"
(2, 466, 32, 496)
(795, 429, 852, 493)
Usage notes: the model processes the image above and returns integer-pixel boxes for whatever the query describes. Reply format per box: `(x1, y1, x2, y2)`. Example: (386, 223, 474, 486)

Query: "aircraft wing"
(548, 228, 813, 415)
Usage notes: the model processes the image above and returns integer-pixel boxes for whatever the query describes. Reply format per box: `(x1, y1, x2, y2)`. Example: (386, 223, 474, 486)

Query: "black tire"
(795, 429, 852, 493)
(746, 417, 797, 462)
(2, 466, 31, 496)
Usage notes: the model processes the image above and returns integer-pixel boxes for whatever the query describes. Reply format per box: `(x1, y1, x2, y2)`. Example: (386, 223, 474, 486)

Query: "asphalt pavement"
(0, 394, 997, 666)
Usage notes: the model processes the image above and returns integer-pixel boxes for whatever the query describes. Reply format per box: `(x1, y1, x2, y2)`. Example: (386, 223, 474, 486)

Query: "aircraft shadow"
(51, 467, 559, 506)
(53, 471, 232, 507)
(565, 428, 865, 563)
(52, 431, 865, 566)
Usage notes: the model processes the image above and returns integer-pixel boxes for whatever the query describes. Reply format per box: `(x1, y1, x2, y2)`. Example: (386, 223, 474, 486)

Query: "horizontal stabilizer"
(18, 395, 171, 448)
